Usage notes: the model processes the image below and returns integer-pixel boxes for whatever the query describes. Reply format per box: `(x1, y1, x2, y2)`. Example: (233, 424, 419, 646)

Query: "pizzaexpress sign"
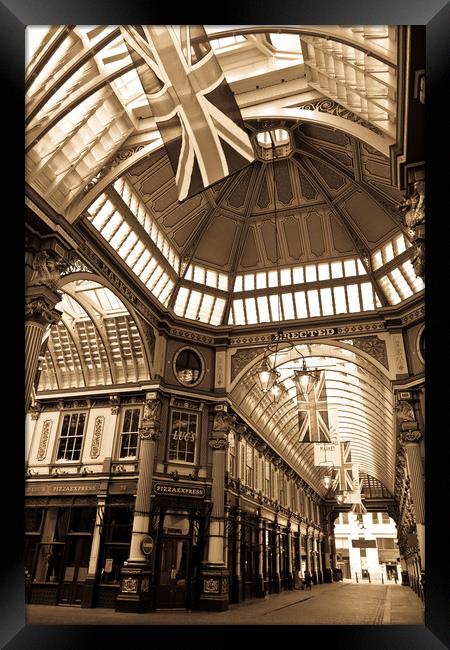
(153, 482, 206, 498)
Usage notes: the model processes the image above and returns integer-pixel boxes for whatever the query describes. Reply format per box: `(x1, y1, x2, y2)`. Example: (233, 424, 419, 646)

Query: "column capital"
(212, 410, 236, 435)
(139, 427, 161, 441)
(403, 429, 423, 444)
(209, 437, 229, 451)
(25, 290, 62, 327)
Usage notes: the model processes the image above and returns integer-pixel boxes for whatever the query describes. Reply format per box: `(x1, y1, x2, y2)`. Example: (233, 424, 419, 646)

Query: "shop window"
(173, 348, 204, 386)
(245, 445, 254, 487)
(168, 410, 198, 464)
(56, 412, 86, 461)
(100, 506, 133, 584)
(69, 507, 96, 533)
(119, 407, 141, 458)
(227, 432, 236, 475)
(25, 508, 43, 580)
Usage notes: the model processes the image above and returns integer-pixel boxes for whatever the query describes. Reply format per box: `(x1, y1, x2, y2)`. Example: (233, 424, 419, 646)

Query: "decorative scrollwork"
(298, 97, 384, 136)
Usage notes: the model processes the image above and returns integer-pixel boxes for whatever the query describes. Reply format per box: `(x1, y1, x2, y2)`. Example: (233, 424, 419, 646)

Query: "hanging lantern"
(293, 360, 321, 400)
(270, 379, 286, 404)
(255, 358, 279, 393)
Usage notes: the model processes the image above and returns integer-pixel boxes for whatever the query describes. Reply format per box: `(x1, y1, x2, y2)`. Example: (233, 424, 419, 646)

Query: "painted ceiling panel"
(306, 211, 326, 256)
(344, 191, 395, 245)
(194, 215, 239, 267)
(330, 213, 356, 253)
(283, 216, 303, 259)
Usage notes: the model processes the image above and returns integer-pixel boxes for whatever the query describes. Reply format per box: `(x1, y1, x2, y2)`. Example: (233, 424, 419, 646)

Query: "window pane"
(269, 294, 281, 320)
(333, 286, 347, 313)
(257, 296, 270, 322)
(280, 268, 291, 285)
(360, 282, 375, 311)
(331, 261, 344, 278)
(245, 297, 258, 324)
(292, 266, 304, 284)
(346, 284, 361, 312)
(307, 290, 321, 316)
(344, 259, 357, 277)
(234, 275, 243, 292)
(294, 291, 308, 318)
(281, 293, 295, 319)
(256, 272, 267, 289)
(318, 263, 330, 280)
(244, 274, 255, 291)
(305, 265, 317, 282)
(320, 288, 334, 315)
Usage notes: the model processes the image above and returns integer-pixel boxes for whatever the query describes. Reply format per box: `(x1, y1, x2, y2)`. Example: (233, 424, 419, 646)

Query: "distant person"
(305, 573, 312, 590)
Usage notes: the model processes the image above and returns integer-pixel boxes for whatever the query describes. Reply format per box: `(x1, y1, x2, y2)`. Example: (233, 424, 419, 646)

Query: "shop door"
(157, 538, 190, 609)
(58, 536, 91, 605)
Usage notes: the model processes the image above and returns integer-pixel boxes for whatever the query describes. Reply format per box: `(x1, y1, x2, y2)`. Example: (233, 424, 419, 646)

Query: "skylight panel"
(318, 263, 330, 281)
(282, 293, 295, 320)
(379, 275, 401, 304)
(256, 272, 267, 289)
(280, 268, 292, 286)
(383, 241, 394, 264)
(269, 295, 281, 321)
(126, 240, 145, 268)
(245, 297, 258, 324)
(344, 259, 357, 277)
(307, 289, 321, 316)
(269, 33, 301, 53)
(389, 268, 413, 299)
(346, 284, 361, 312)
(198, 293, 215, 321)
(320, 288, 334, 315)
(101, 212, 123, 240)
(152, 272, 170, 298)
(305, 265, 317, 282)
(333, 286, 348, 313)
(372, 249, 383, 270)
(356, 259, 366, 275)
(117, 231, 138, 260)
(394, 234, 406, 255)
(360, 282, 375, 311)
(216, 273, 228, 291)
(206, 268, 218, 288)
(234, 275, 243, 292)
(185, 291, 203, 320)
(146, 266, 164, 292)
(174, 286, 190, 315)
(292, 266, 304, 284)
(244, 274, 255, 291)
(268, 270, 278, 287)
(257, 296, 271, 322)
(159, 280, 174, 306)
(401, 261, 424, 292)
(194, 265, 206, 284)
(133, 249, 151, 276)
(141, 258, 158, 284)
(233, 299, 245, 324)
(210, 298, 226, 325)
(109, 222, 131, 250)
(331, 261, 344, 279)
(294, 291, 308, 318)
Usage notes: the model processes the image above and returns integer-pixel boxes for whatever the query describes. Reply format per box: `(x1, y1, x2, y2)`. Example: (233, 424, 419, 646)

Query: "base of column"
(198, 564, 229, 611)
(81, 577, 96, 608)
(255, 575, 266, 598)
(230, 575, 242, 603)
(312, 571, 318, 585)
(115, 562, 153, 613)
(285, 573, 294, 590)
(273, 574, 281, 593)
(323, 568, 333, 583)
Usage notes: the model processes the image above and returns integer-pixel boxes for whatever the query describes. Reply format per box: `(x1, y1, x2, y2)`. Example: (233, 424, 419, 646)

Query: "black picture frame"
(8, 1, 448, 648)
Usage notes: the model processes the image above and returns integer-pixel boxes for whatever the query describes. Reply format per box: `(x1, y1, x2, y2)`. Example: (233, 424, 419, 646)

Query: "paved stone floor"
(26, 581, 425, 626)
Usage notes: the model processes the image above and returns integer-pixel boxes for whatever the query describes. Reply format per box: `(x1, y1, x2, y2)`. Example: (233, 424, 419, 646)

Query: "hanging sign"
(313, 442, 341, 467)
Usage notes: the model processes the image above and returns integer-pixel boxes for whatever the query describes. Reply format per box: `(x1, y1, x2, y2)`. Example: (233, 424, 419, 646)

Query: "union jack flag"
(120, 25, 255, 201)
(296, 371, 332, 443)
(332, 441, 356, 492)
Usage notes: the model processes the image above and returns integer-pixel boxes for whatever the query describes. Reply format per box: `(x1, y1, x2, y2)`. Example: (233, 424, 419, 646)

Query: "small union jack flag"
(297, 371, 332, 443)
(121, 25, 255, 201)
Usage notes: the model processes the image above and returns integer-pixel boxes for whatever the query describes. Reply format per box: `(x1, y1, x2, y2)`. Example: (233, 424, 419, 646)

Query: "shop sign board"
(153, 482, 206, 498)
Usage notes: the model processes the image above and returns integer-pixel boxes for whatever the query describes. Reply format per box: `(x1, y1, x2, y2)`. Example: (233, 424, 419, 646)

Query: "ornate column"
(317, 533, 324, 583)
(25, 246, 68, 414)
(256, 513, 266, 597)
(82, 495, 106, 607)
(116, 395, 161, 613)
(274, 521, 281, 592)
(312, 531, 319, 584)
(199, 405, 232, 611)
(286, 523, 294, 589)
(396, 396, 425, 574)
(322, 523, 333, 583)
(233, 508, 242, 602)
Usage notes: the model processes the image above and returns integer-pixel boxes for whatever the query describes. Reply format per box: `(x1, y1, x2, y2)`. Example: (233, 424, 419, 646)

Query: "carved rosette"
(37, 420, 52, 461)
(90, 416, 105, 458)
